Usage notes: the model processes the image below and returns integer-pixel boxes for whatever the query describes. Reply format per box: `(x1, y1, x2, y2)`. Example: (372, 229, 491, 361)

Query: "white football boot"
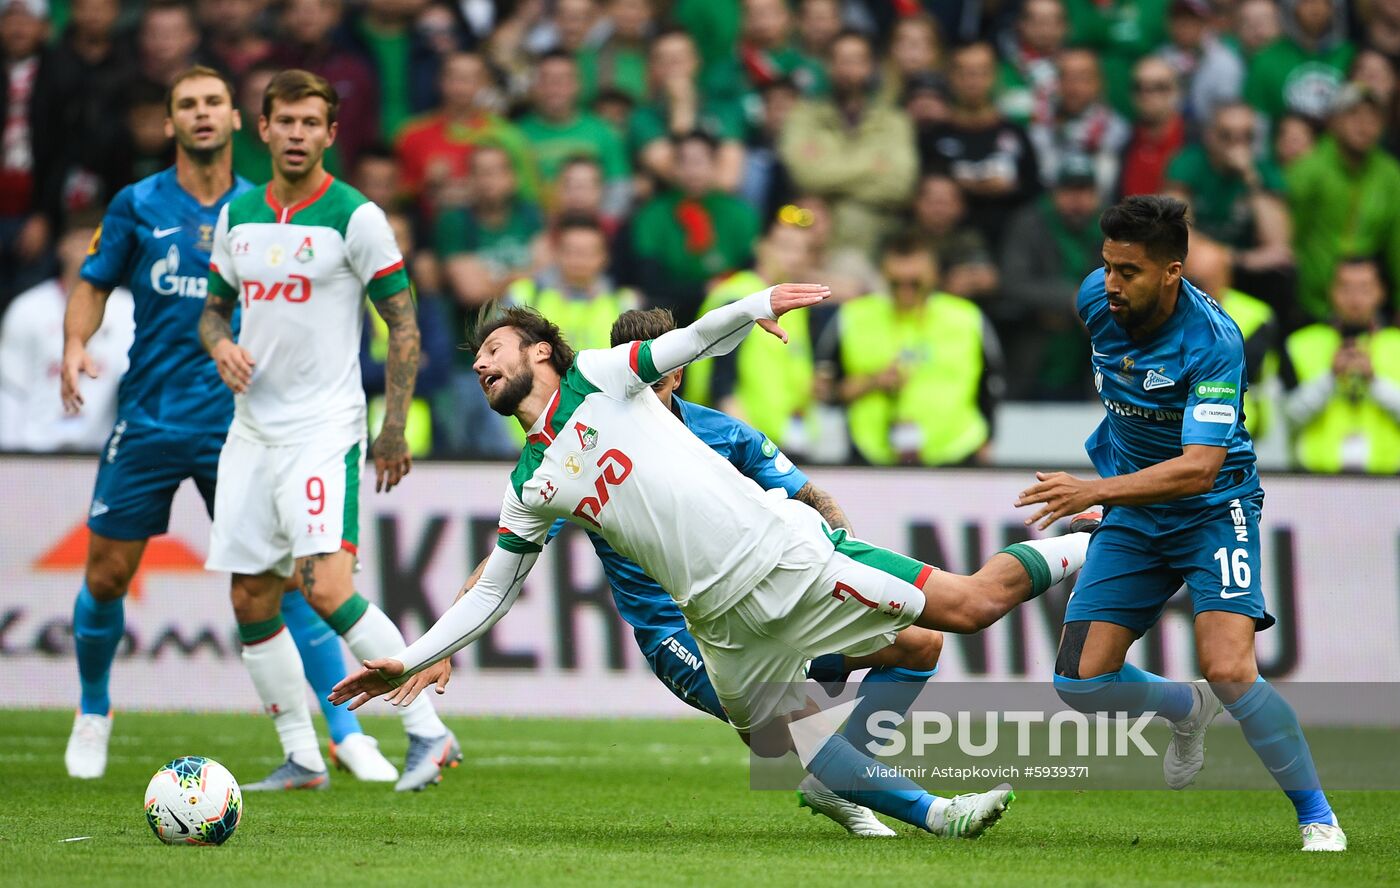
(796, 774, 897, 836)
(64, 712, 112, 779)
(1163, 679, 1223, 790)
(395, 731, 462, 792)
(1301, 820, 1347, 852)
(929, 784, 1015, 838)
(330, 733, 399, 782)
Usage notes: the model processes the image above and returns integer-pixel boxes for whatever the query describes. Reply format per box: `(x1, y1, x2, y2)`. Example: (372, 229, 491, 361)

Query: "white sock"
(242, 628, 325, 771)
(342, 603, 449, 739)
(1016, 532, 1091, 588)
(923, 796, 952, 832)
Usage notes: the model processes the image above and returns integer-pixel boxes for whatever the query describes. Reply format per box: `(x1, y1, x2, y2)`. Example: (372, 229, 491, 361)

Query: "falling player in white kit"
(198, 69, 458, 792)
(332, 289, 1095, 836)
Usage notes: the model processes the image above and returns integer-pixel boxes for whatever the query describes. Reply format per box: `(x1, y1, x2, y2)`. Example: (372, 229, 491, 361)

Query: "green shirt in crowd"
(516, 111, 630, 183)
(577, 43, 650, 105)
(1285, 135, 1400, 320)
(627, 97, 747, 157)
(1165, 143, 1285, 249)
(631, 190, 759, 283)
(1065, 0, 1170, 116)
(1244, 38, 1354, 122)
(355, 17, 413, 141)
(670, 0, 740, 70)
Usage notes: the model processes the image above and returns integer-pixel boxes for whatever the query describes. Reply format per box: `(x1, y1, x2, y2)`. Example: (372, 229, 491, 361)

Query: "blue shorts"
(87, 420, 224, 541)
(643, 629, 729, 723)
(1065, 492, 1275, 636)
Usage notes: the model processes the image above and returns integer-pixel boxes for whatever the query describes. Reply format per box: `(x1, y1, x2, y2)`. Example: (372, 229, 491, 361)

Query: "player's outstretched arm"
(60, 280, 112, 414)
(1015, 445, 1227, 529)
(328, 544, 538, 709)
(380, 554, 489, 707)
(198, 294, 256, 394)
(793, 481, 853, 532)
(370, 288, 421, 492)
(646, 283, 830, 375)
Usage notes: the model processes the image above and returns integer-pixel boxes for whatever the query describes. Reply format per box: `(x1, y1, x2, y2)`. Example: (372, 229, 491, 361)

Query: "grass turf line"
(0, 710, 1396, 887)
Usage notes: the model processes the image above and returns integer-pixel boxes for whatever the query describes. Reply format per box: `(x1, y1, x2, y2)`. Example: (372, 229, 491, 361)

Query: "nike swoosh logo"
(153, 226, 182, 238)
(1220, 589, 1251, 599)
(168, 809, 190, 835)
(1091, 348, 1108, 358)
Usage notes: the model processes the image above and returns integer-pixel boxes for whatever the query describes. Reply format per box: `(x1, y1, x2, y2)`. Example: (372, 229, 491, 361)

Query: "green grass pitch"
(1, 710, 1396, 887)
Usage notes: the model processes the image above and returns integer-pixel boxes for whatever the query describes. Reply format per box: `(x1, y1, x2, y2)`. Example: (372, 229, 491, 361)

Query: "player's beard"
(177, 131, 231, 165)
(486, 365, 535, 416)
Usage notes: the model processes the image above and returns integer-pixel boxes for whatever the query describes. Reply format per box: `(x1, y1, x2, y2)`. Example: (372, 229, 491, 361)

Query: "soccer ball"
(143, 756, 243, 846)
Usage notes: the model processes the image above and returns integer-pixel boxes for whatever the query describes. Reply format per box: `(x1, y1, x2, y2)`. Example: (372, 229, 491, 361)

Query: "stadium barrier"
(2, 457, 1396, 716)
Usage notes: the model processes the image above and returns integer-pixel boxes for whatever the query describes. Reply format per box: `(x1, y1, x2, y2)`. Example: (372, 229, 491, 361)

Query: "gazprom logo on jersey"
(150, 244, 208, 299)
(1192, 403, 1237, 425)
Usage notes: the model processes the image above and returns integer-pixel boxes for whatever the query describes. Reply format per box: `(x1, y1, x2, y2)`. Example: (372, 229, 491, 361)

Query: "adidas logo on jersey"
(1143, 369, 1176, 391)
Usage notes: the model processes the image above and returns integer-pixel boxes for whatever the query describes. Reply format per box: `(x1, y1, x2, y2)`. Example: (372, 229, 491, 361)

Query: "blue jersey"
(1079, 268, 1260, 523)
(80, 168, 253, 433)
(547, 396, 809, 649)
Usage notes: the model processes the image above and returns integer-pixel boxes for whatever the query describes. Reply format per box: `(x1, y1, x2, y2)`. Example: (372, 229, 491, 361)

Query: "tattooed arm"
(199, 294, 255, 394)
(793, 481, 852, 533)
(371, 289, 421, 492)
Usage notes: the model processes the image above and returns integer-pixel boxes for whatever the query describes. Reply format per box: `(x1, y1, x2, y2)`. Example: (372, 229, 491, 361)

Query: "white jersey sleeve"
(345, 202, 407, 300)
(574, 343, 654, 400)
(497, 484, 552, 552)
(207, 204, 239, 299)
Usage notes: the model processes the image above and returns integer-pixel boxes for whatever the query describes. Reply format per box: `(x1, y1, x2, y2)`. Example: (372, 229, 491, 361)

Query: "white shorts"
(687, 522, 931, 733)
(205, 432, 365, 577)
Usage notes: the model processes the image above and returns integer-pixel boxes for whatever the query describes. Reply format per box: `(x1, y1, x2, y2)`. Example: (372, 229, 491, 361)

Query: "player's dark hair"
(262, 69, 340, 126)
(537, 47, 576, 66)
(672, 128, 718, 153)
(472, 307, 576, 377)
(556, 213, 606, 239)
(1099, 195, 1190, 264)
(165, 65, 235, 115)
(879, 230, 932, 261)
(610, 308, 676, 347)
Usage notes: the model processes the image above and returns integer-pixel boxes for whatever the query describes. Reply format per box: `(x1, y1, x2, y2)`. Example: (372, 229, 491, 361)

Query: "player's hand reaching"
(210, 339, 255, 394)
(385, 658, 452, 708)
(371, 427, 412, 492)
(758, 283, 831, 344)
(1016, 471, 1100, 530)
(60, 343, 98, 414)
(328, 657, 406, 710)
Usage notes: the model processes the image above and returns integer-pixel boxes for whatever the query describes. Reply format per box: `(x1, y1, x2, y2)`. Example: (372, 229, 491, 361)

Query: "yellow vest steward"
(507, 278, 637, 445)
(1285, 323, 1400, 473)
(367, 300, 433, 456)
(839, 291, 987, 466)
(1219, 288, 1277, 441)
(683, 270, 813, 445)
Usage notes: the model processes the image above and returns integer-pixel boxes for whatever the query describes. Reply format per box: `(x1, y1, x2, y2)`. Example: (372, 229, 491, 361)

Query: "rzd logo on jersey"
(150, 244, 208, 299)
(242, 274, 312, 306)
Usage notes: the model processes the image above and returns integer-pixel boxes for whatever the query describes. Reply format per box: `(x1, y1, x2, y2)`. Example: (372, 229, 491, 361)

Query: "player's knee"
(1199, 658, 1256, 687)
(1054, 622, 1090, 680)
(230, 576, 280, 624)
(85, 556, 134, 601)
(899, 629, 942, 672)
(746, 718, 795, 759)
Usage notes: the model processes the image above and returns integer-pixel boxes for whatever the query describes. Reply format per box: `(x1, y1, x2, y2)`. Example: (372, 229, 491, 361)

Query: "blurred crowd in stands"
(4, 0, 1400, 473)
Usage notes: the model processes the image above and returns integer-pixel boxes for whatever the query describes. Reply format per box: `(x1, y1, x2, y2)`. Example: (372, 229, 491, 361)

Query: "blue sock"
(807, 653, 849, 684)
(1053, 663, 1196, 722)
(807, 733, 936, 829)
(842, 666, 937, 753)
(1222, 677, 1333, 826)
(281, 592, 361, 744)
(73, 583, 124, 716)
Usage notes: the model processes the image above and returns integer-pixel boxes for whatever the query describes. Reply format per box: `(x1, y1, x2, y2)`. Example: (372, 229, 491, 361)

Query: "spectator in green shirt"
(628, 28, 746, 192)
(1244, 0, 1354, 123)
(1064, 0, 1170, 116)
(577, 0, 654, 105)
(1164, 102, 1294, 312)
(1286, 84, 1400, 323)
(436, 144, 545, 324)
(714, 0, 830, 108)
(995, 0, 1069, 126)
(630, 130, 759, 323)
(518, 50, 631, 218)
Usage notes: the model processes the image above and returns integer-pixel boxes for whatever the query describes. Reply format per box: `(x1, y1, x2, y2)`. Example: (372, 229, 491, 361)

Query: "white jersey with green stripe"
(207, 176, 409, 444)
(496, 340, 833, 623)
